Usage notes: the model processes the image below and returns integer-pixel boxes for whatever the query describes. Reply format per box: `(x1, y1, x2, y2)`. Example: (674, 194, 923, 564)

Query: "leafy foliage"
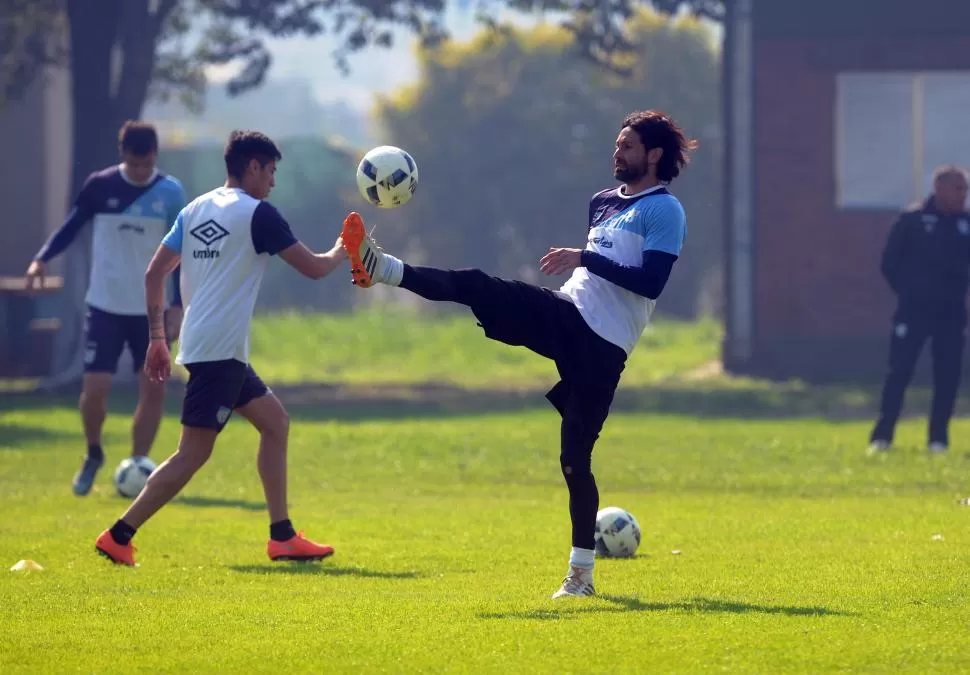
(1, 1, 723, 108)
(374, 10, 722, 317)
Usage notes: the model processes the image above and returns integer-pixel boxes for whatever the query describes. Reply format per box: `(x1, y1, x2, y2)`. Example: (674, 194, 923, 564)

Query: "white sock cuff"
(569, 546, 595, 569)
(382, 254, 404, 287)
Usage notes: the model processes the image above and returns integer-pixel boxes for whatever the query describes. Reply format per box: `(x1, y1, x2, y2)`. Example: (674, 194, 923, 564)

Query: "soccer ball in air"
(113, 456, 156, 498)
(594, 506, 641, 558)
(355, 145, 419, 208)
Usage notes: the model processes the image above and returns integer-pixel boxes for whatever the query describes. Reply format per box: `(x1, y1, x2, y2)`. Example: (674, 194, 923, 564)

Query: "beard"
(614, 162, 646, 183)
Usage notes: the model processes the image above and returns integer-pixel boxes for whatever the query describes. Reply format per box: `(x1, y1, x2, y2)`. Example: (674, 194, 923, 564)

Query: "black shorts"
(83, 305, 154, 374)
(181, 359, 269, 432)
(460, 271, 627, 418)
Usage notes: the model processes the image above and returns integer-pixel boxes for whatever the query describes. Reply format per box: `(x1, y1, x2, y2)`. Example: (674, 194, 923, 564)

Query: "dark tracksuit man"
(869, 165, 970, 454)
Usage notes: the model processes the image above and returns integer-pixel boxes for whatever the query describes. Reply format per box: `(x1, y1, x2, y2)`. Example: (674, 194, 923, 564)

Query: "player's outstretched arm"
(252, 201, 347, 279)
(277, 239, 348, 280)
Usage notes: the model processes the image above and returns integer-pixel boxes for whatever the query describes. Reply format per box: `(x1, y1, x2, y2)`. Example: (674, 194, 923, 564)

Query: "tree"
(0, 0, 723, 198)
(0, 0, 723, 382)
(374, 10, 722, 317)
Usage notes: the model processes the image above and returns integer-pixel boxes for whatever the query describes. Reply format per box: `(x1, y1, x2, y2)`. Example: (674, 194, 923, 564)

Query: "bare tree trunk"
(49, 0, 165, 387)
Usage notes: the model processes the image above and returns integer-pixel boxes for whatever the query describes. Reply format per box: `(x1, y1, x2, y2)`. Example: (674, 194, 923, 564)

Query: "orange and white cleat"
(341, 211, 386, 288)
(95, 529, 137, 566)
(267, 531, 335, 562)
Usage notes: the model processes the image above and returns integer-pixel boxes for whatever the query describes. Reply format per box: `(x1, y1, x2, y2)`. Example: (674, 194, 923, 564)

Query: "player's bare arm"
(144, 244, 181, 383)
(277, 237, 347, 280)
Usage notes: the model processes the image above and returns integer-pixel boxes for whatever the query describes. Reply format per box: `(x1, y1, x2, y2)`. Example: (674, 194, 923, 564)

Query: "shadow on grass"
(1, 377, 966, 423)
(479, 595, 854, 621)
(228, 563, 420, 579)
(0, 421, 74, 448)
(174, 495, 267, 512)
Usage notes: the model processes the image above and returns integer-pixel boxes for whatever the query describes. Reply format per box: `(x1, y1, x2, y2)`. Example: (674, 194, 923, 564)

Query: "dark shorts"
(181, 359, 269, 432)
(83, 305, 154, 374)
(459, 271, 627, 421)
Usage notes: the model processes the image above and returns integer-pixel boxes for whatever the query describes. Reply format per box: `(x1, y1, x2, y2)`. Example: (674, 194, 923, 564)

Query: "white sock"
(569, 547, 595, 570)
(380, 254, 404, 287)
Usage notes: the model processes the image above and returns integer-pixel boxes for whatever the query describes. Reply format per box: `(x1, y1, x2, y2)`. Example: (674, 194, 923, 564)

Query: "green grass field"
(1, 311, 969, 674)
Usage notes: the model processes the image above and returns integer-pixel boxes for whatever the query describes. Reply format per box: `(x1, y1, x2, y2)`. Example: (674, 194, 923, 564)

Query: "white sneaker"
(867, 440, 890, 455)
(928, 442, 948, 454)
(342, 211, 389, 288)
(551, 566, 595, 599)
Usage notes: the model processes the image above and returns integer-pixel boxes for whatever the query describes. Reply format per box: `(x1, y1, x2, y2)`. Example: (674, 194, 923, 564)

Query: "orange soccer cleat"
(267, 531, 335, 562)
(95, 529, 137, 566)
(342, 211, 384, 289)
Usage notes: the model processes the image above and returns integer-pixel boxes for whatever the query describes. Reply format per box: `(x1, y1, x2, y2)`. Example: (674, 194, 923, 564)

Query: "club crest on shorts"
(895, 323, 908, 338)
(216, 407, 231, 424)
(959, 218, 969, 236)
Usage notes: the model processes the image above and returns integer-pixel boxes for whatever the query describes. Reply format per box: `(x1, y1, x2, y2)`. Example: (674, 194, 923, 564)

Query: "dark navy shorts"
(83, 305, 154, 374)
(181, 359, 269, 432)
(453, 270, 627, 421)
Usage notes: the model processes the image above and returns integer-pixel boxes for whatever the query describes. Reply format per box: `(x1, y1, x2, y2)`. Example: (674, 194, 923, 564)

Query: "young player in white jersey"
(342, 110, 693, 598)
(95, 130, 347, 566)
(25, 121, 187, 497)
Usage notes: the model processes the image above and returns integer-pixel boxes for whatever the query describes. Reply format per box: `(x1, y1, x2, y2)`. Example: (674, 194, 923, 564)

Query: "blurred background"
(0, 0, 968, 390)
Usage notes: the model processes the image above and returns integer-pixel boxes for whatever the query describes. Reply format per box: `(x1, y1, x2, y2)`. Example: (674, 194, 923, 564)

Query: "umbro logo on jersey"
(190, 219, 228, 259)
(190, 219, 230, 246)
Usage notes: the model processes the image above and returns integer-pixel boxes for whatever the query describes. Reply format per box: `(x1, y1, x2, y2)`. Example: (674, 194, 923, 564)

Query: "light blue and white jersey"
(559, 185, 686, 353)
(162, 187, 296, 365)
(40, 166, 187, 315)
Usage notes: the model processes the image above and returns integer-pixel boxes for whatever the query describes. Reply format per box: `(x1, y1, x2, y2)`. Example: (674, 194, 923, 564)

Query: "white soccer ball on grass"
(594, 506, 642, 558)
(113, 456, 156, 498)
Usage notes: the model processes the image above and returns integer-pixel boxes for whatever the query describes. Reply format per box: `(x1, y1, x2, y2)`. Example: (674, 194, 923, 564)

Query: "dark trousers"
(871, 310, 965, 446)
(400, 265, 627, 550)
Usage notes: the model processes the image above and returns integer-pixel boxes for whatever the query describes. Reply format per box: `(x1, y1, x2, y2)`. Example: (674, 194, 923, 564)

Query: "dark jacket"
(881, 197, 970, 316)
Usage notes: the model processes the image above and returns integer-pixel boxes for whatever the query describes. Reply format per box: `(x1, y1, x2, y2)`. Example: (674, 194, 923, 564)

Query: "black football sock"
(270, 519, 297, 542)
(87, 444, 104, 462)
(109, 519, 137, 546)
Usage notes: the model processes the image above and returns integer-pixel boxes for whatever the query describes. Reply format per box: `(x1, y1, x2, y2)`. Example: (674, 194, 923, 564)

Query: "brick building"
(722, 0, 970, 382)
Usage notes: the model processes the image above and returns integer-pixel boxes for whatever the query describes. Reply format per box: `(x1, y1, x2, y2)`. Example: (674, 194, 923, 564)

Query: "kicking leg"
(342, 211, 567, 359)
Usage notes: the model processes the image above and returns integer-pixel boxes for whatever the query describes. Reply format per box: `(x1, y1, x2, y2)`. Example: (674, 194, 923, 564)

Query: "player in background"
(342, 110, 692, 598)
(25, 121, 186, 497)
(95, 130, 347, 567)
(868, 165, 970, 454)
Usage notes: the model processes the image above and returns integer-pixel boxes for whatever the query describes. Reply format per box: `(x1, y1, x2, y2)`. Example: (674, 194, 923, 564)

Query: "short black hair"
(224, 130, 282, 181)
(621, 110, 697, 183)
(118, 121, 158, 155)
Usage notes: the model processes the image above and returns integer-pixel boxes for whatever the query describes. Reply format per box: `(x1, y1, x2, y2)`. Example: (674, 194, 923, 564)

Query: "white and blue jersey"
(161, 187, 297, 366)
(559, 185, 686, 354)
(36, 166, 186, 315)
